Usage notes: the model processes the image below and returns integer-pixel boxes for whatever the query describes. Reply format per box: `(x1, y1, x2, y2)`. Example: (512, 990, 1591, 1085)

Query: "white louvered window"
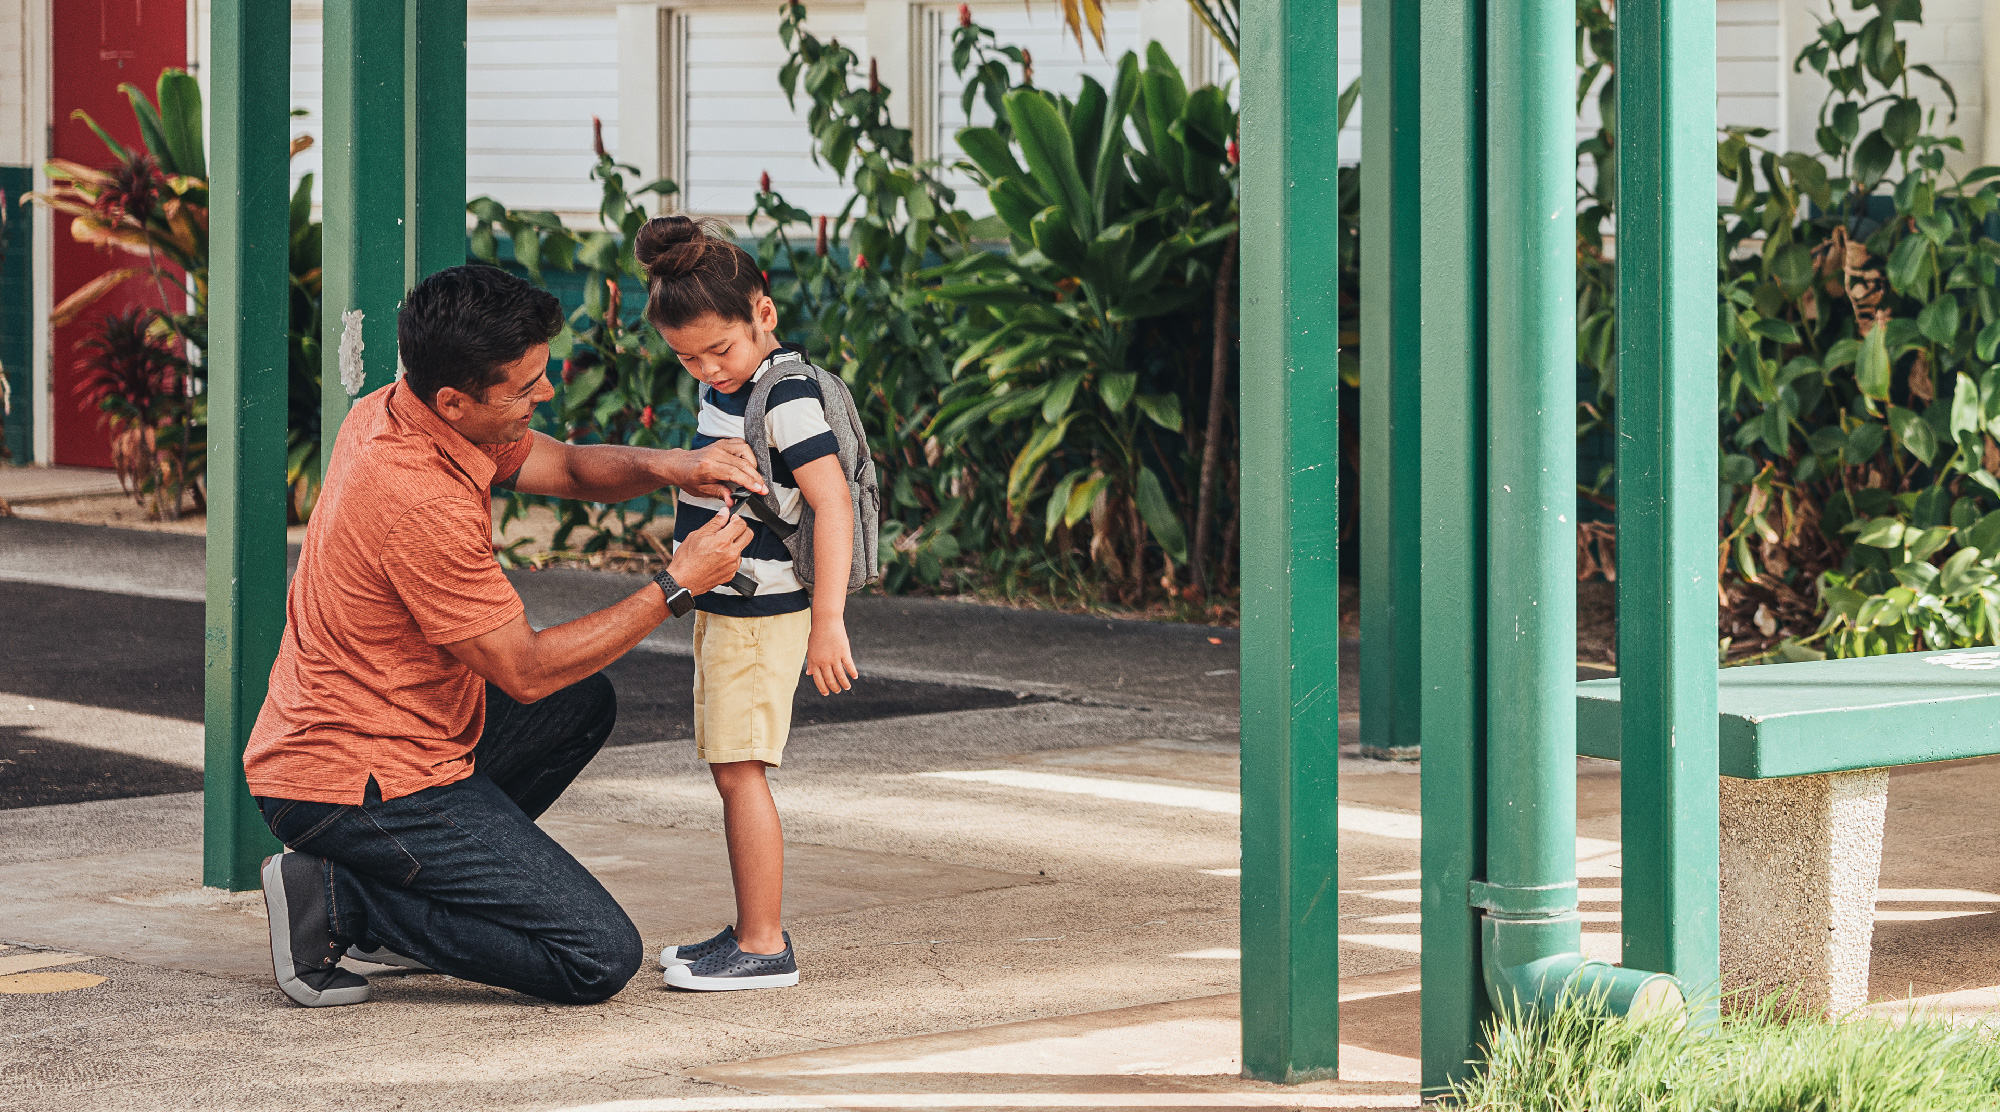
(672, 6, 868, 220)
(288, 13, 619, 217)
(467, 16, 621, 215)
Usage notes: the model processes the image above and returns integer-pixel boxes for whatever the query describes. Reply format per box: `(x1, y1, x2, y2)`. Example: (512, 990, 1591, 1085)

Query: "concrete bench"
(1576, 646, 2000, 1013)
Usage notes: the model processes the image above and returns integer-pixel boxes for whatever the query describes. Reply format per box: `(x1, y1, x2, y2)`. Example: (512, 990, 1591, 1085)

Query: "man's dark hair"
(397, 264, 563, 401)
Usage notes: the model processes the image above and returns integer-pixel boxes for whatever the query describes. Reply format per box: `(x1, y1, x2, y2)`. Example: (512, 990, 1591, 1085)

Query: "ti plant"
(27, 69, 326, 522)
(927, 44, 1237, 600)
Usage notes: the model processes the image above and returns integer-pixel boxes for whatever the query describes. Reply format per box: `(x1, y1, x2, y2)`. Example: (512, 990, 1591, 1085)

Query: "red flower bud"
(1022, 48, 1034, 85)
(958, 3, 971, 26)
(641, 405, 656, 429)
(816, 215, 829, 257)
(869, 57, 881, 95)
(760, 170, 772, 194)
(1226, 139, 1239, 165)
(761, 269, 771, 284)
(592, 116, 608, 160)
(854, 253, 868, 270)
(561, 358, 577, 384)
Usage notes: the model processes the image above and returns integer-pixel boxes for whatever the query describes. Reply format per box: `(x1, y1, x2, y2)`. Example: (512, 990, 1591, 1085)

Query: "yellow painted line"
(0, 951, 90, 976)
(0, 971, 105, 994)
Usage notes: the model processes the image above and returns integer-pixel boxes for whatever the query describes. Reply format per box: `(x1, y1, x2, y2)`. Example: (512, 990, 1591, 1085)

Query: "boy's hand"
(805, 619, 859, 695)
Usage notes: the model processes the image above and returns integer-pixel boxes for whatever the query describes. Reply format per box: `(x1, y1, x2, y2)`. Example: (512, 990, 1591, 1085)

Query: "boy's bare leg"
(711, 760, 786, 954)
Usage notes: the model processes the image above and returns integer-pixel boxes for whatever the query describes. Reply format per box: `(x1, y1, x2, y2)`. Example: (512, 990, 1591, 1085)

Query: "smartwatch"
(652, 569, 697, 618)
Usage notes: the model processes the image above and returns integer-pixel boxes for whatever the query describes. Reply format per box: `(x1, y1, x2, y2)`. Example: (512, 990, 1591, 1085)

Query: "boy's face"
(662, 294, 780, 395)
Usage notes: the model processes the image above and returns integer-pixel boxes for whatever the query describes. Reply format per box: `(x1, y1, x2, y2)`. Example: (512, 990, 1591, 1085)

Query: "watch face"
(668, 590, 696, 618)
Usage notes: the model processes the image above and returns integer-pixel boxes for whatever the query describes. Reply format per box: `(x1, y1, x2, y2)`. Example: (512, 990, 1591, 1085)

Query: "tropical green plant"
(928, 43, 1238, 599)
(467, 120, 692, 554)
(26, 70, 326, 521)
(1576, 0, 2000, 661)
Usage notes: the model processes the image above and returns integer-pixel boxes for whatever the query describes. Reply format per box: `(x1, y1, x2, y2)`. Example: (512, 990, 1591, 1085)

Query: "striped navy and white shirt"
(672, 348, 839, 617)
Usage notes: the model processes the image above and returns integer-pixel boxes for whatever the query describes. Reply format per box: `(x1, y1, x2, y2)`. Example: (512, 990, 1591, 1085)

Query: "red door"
(49, 0, 187, 468)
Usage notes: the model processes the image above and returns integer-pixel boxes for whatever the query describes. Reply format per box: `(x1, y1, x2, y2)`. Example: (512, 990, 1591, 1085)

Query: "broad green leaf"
(1953, 373, 1984, 439)
(1888, 232, 1933, 294)
(1749, 318, 1801, 344)
(1854, 129, 1895, 187)
(1005, 90, 1094, 240)
(1100, 371, 1137, 413)
(1857, 324, 1893, 400)
(956, 126, 1028, 185)
(1772, 243, 1815, 298)
(1940, 545, 1985, 593)
(1978, 319, 2000, 362)
(1029, 206, 1089, 271)
(1045, 470, 1083, 540)
(1919, 296, 1961, 346)
(1912, 525, 1958, 562)
(1065, 472, 1110, 527)
(1134, 466, 1189, 564)
(1855, 517, 1907, 548)
(1890, 403, 1941, 464)
(1883, 96, 1921, 149)
(1043, 370, 1085, 422)
(1969, 509, 2000, 555)
(1134, 392, 1183, 431)
(155, 70, 206, 180)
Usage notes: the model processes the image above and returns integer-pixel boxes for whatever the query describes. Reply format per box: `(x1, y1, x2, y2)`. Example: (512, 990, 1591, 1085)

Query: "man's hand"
(668, 511, 752, 594)
(805, 618, 859, 696)
(667, 439, 766, 502)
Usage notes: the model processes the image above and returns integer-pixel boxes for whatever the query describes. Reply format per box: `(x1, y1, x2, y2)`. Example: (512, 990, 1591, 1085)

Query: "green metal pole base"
(1481, 913, 1684, 1022)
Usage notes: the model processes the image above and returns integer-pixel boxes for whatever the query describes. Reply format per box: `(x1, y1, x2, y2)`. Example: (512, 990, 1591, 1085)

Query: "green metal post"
(204, 0, 290, 890)
(1479, 0, 1582, 993)
(1362, 0, 1492, 1089)
(407, 0, 468, 283)
(1239, 0, 1344, 1082)
(323, 0, 408, 459)
(1616, 0, 1721, 1004)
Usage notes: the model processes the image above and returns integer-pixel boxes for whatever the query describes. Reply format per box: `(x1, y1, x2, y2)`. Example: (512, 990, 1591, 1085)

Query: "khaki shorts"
(692, 608, 812, 766)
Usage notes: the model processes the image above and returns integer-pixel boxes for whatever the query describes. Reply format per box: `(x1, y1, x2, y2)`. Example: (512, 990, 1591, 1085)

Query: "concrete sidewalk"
(10, 517, 2000, 1111)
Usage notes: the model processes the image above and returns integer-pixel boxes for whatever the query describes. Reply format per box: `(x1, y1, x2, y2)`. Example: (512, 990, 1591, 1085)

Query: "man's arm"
(443, 511, 750, 703)
(504, 430, 767, 504)
(794, 455, 858, 696)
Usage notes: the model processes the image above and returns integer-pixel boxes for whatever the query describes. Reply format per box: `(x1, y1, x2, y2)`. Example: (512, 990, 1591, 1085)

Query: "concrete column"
(616, 4, 668, 183)
(1718, 768, 1888, 1015)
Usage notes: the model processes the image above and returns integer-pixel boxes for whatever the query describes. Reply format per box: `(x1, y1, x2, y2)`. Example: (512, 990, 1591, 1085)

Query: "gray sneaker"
(663, 932, 798, 991)
(659, 925, 735, 969)
(261, 853, 371, 1008)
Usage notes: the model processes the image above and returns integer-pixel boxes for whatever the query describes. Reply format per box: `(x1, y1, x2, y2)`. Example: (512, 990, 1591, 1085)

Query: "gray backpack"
(739, 350, 881, 590)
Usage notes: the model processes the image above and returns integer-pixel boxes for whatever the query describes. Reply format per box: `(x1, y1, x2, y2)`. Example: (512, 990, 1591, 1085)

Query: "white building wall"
(673, 5, 868, 218)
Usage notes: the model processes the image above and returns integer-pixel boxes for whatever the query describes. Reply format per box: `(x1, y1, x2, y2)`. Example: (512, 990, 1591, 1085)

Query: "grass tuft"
(1451, 994, 2000, 1111)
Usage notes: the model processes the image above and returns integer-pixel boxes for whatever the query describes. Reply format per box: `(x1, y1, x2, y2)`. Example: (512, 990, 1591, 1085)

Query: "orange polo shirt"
(244, 381, 534, 804)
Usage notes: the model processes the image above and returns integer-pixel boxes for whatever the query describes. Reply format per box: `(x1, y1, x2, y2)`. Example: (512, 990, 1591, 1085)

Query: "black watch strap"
(652, 569, 696, 618)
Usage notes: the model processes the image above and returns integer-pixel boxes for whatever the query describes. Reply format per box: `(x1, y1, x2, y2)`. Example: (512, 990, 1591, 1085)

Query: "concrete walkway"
(5, 517, 2000, 1110)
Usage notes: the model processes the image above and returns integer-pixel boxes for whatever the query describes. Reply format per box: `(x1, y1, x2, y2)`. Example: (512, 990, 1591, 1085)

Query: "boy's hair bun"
(633, 214, 769, 331)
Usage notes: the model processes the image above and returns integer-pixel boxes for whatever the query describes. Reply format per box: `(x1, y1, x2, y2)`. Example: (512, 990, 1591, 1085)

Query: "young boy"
(638, 215, 858, 991)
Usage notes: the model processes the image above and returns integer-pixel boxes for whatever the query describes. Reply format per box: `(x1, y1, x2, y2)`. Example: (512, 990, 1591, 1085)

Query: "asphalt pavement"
(0, 516, 1254, 810)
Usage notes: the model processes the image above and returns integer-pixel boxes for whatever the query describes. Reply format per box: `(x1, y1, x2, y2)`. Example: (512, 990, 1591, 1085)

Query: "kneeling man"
(247, 265, 757, 1007)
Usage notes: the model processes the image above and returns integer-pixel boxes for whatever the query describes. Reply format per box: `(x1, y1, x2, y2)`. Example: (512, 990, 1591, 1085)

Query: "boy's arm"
(791, 454, 858, 695)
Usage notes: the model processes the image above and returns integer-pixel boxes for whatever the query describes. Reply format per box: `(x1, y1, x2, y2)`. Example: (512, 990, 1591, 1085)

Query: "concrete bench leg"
(1718, 768, 1888, 1016)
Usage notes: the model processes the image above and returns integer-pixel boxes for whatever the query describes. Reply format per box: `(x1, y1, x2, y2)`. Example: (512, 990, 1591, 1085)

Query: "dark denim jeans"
(257, 674, 641, 1004)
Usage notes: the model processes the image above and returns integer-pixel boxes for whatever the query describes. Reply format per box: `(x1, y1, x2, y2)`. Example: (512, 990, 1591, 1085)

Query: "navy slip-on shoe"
(261, 852, 372, 1007)
(660, 925, 736, 969)
(663, 931, 798, 991)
